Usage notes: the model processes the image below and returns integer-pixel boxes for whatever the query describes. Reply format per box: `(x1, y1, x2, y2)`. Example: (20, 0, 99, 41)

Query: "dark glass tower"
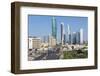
(52, 17, 57, 40)
(72, 32, 77, 44)
(76, 32, 80, 44)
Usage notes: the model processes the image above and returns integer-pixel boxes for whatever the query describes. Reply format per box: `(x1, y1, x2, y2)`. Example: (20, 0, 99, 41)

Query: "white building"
(80, 28, 83, 44)
(28, 37, 33, 49)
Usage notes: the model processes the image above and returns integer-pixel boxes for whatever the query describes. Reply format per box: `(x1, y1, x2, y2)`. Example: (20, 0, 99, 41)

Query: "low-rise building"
(32, 37, 41, 49)
(28, 36, 41, 49)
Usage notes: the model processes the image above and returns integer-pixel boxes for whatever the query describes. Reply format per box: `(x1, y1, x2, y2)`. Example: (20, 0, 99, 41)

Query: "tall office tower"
(61, 22, 65, 45)
(52, 17, 57, 40)
(72, 32, 77, 44)
(76, 32, 80, 44)
(67, 24, 71, 44)
(80, 28, 83, 44)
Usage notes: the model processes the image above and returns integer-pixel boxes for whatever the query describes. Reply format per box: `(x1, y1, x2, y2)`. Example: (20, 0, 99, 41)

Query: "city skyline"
(28, 15, 88, 42)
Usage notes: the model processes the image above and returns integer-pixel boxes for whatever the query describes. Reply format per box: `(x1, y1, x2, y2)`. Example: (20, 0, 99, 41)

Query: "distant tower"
(67, 24, 71, 44)
(76, 32, 80, 44)
(52, 17, 57, 40)
(63, 26, 66, 45)
(43, 36, 46, 43)
(43, 36, 48, 43)
(72, 32, 76, 44)
(61, 22, 65, 45)
(80, 28, 83, 44)
(64, 34, 66, 45)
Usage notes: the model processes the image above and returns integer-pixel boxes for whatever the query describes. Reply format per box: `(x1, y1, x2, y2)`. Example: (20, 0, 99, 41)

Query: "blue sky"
(28, 15, 88, 41)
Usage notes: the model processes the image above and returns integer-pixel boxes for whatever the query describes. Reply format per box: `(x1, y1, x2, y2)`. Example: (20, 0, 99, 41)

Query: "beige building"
(28, 37, 41, 49)
(48, 35, 56, 47)
(32, 37, 41, 49)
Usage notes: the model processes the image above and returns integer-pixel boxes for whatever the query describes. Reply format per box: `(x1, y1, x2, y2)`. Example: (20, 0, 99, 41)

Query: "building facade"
(80, 28, 83, 44)
(48, 35, 56, 47)
(28, 37, 41, 49)
(32, 37, 41, 49)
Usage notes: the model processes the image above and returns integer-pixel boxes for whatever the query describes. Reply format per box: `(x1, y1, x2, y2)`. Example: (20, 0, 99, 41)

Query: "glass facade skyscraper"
(67, 25, 71, 44)
(52, 17, 57, 40)
(72, 32, 77, 44)
(76, 32, 80, 44)
(61, 22, 65, 45)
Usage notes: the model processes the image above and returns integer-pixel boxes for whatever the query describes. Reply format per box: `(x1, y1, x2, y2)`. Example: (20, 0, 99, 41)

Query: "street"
(34, 48, 61, 60)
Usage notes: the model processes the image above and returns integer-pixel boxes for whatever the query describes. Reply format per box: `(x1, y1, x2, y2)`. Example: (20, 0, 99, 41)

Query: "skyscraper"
(28, 37, 33, 50)
(76, 32, 80, 44)
(72, 32, 76, 44)
(67, 24, 71, 44)
(64, 34, 66, 45)
(61, 22, 65, 45)
(80, 28, 83, 44)
(52, 17, 57, 40)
